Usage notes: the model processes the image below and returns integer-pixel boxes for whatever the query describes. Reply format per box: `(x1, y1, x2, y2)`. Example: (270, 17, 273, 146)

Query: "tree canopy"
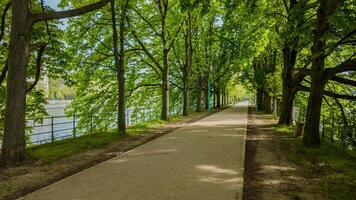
(0, 0, 355, 165)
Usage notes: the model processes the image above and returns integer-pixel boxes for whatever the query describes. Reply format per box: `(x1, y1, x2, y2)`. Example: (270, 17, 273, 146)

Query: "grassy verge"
(273, 125, 356, 200)
(27, 111, 212, 164)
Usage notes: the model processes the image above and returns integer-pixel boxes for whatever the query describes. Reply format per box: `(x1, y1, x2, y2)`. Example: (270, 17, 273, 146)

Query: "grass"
(26, 111, 210, 164)
(274, 124, 356, 200)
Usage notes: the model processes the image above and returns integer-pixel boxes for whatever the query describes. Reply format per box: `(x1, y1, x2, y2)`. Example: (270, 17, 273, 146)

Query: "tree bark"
(183, 80, 189, 116)
(195, 87, 202, 112)
(216, 88, 221, 108)
(278, 87, 296, 125)
(263, 90, 272, 114)
(278, 43, 297, 124)
(303, 0, 341, 147)
(110, 0, 127, 135)
(1, 0, 110, 166)
(1, 0, 32, 165)
(256, 88, 264, 111)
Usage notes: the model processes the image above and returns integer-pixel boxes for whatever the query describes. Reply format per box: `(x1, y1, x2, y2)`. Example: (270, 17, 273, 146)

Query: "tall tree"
(1, 0, 110, 166)
(110, 0, 129, 135)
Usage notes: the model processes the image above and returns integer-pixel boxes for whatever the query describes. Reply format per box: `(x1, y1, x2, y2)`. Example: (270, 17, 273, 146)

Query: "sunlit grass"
(274, 124, 356, 199)
(27, 111, 210, 164)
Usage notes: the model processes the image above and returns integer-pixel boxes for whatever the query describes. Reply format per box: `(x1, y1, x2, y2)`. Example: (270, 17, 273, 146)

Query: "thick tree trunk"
(110, 0, 126, 135)
(183, 80, 189, 116)
(303, 0, 340, 147)
(118, 0, 127, 135)
(278, 87, 296, 125)
(256, 88, 263, 111)
(1, 1, 32, 165)
(263, 90, 272, 114)
(217, 88, 221, 108)
(303, 78, 324, 146)
(195, 88, 202, 112)
(212, 90, 216, 108)
(278, 42, 297, 125)
(204, 83, 208, 110)
(161, 59, 169, 120)
(161, 7, 169, 120)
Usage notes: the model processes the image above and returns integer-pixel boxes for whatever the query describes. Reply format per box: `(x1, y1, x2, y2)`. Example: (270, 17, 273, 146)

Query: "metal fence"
(25, 108, 181, 145)
(293, 106, 356, 149)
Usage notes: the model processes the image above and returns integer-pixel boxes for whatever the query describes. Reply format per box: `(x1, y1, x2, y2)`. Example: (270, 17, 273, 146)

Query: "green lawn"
(274, 125, 356, 200)
(27, 111, 209, 164)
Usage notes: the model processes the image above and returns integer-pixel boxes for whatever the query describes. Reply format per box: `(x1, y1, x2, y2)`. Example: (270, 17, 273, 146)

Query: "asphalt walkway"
(20, 102, 248, 200)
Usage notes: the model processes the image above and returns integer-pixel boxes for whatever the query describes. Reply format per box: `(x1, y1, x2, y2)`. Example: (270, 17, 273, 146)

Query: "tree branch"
(128, 18, 162, 71)
(132, 8, 162, 38)
(0, 58, 8, 84)
(325, 58, 356, 77)
(167, 19, 185, 51)
(32, 0, 110, 22)
(298, 84, 356, 100)
(330, 76, 356, 87)
(127, 83, 161, 96)
(0, 1, 11, 42)
(27, 44, 46, 93)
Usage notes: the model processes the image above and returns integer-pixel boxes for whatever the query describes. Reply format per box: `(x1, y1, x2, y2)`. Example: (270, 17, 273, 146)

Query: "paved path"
(20, 102, 248, 200)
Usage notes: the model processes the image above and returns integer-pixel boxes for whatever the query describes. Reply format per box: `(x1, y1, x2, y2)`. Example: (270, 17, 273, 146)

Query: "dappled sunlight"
(195, 164, 243, 189)
(211, 133, 244, 138)
(260, 165, 296, 172)
(127, 149, 178, 157)
(186, 129, 209, 133)
(261, 179, 283, 185)
(196, 165, 239, 175)
(166, 136, 180, 140)
(223, 127, 246, 131)
(107, 158, 129, 164)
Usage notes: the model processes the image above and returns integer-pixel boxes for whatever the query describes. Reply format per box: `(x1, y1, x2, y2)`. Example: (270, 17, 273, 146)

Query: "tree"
(302, 0, 356, 146)
(110, 0, 129, 135)
(1, 0, 110, 166)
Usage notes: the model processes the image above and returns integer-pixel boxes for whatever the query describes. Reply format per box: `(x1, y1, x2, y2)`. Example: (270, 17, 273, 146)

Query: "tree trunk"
(278, 87, 296, 125)
(303, 76, 324, 146)
(213, 90, 216, 108)
(195, 87, 202, 112)
(263, 90, 272, 114)
(161, 59, 169, 120)
(183, 80, 189, 116)
(1, 0, 32, 165)
(303, 0, 341, 147)
(110, 0, 126, 135)
(217, 88, 221, 108)
(278, 42, 297, 125)
(161, 6, 169, 120)
(256, 88, 263, 111)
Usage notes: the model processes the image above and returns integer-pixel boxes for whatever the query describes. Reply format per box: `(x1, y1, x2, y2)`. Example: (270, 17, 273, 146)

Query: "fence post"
(51, 116, 54, 142)
(73, 114, 76, 138)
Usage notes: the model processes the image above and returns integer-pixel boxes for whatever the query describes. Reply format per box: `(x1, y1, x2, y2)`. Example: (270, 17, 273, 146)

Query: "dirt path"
(243, 108, 323, 200)
(20, 103, 248, 200)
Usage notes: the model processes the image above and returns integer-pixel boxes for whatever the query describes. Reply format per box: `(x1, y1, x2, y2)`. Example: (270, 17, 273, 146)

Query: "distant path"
(20, 102, 248, 200)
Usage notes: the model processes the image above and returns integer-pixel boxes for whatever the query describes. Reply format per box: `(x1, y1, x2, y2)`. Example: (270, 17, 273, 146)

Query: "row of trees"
(245, 0, 355, 147)
(0, 0, 245, 166)
(0, 0, 354, 166)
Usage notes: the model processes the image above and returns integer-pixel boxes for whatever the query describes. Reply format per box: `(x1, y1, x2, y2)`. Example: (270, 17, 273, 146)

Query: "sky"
(45, 0, 68, 29)
(46, 0, 61, 10)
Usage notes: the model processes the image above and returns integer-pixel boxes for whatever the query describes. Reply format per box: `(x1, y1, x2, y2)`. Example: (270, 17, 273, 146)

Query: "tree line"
(0, 0, 355, 166)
